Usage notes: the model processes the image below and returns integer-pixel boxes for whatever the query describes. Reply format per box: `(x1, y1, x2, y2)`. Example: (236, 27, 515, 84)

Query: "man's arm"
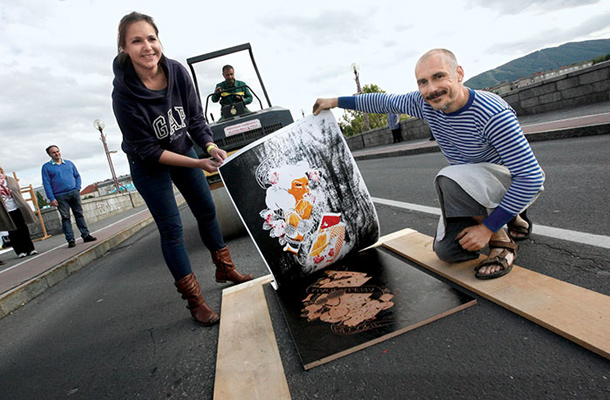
(243, 84, 253, 105)
(457, 108, 545, 251)
(483, 109, 545, 233)
(72, 162, 82, 191)
(41, 164, 58, 207)
(313, 94, 414, 116)
(211, 84, 222, 103)
(41, 164, 55, 202)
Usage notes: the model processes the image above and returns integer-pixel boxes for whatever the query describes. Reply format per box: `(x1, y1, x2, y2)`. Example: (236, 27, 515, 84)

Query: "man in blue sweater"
(42, 145, 96, 248)
(313, 49, 544, 280)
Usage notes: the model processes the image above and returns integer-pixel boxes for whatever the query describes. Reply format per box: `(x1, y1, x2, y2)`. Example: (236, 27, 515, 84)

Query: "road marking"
(372, 197, 610, 250)
(372, 197, 441, 216)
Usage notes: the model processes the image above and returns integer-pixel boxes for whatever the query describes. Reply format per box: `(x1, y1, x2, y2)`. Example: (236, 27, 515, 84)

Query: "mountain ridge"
(464, 39, 610, 89)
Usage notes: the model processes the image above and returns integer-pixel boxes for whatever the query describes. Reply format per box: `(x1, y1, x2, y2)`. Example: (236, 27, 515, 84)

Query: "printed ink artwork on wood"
(275, 247, 476, 369)
(219, 111, 475, 369)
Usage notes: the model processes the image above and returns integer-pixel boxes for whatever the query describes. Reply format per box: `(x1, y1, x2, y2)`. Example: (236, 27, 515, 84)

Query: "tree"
(592, 53, 610, 65)
(36, 191, 49, 208)
(339, 84, 408, 137)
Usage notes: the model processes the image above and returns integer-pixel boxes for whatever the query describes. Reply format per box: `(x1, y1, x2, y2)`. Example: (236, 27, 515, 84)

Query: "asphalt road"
(0, 136, 609, 399)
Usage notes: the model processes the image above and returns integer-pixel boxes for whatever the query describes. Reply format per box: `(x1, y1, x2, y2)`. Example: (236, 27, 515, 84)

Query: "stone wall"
(27, 186, 245, 241)
(345, 117, 432, 150)
(502, 60, 610, 115)
(27, 192, 147, 239)
(345, 60, 610, 151)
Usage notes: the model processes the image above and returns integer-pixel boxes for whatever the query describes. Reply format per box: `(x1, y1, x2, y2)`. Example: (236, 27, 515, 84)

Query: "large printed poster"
(219, 111, 380, 288)
(219, 111, 475, 370)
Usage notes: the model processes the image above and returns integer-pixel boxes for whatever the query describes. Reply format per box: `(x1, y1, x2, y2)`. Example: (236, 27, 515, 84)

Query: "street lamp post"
(351, 63, 371, 132)
(93, 119, 122, 195)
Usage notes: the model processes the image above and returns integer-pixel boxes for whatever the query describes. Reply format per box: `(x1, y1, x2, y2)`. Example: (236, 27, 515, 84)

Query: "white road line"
(0, 253, 43, 275)
(372, 197, 442, 216)
(372, 197, 610, 250)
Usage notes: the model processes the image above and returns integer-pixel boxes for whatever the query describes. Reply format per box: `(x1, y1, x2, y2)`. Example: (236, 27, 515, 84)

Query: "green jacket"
(211, 80, 253, 106)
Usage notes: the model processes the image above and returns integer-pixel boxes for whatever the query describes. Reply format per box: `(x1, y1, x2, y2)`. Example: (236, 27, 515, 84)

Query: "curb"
(353, 145, 440, 161)
(0, 215, 154, 319)
(524, 122, 610, 143)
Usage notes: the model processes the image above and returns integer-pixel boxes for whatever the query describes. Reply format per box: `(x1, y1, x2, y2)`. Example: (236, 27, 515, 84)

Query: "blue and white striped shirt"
(338, 89, 545, 232)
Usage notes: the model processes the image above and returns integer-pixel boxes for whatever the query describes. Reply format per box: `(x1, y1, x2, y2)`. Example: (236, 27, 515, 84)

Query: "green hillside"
(464, 39, 610, 89)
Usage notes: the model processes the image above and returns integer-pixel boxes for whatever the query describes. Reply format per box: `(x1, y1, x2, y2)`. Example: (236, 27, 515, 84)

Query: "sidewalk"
(1, 102, 609, 319)
(0, 205, 154, 318)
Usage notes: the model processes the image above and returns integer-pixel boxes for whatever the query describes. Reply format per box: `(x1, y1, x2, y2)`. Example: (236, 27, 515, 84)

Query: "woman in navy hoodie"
(112, 11, 252, 326)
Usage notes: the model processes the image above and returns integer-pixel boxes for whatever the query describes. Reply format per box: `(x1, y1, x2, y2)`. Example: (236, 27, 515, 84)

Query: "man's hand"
(50, 199, 58, 207)
(215, 86, 222, 93)
(456, 223, 493, 251)
(312, 98, 338, 115)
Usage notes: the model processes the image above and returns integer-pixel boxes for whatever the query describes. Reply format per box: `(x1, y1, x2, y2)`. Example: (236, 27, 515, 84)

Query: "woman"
(0, 167, 37, 259)
(112, 12, 252, 326)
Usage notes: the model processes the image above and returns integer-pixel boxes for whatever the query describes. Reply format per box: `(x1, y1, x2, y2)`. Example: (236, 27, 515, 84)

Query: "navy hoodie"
(112, 55, 213, 163)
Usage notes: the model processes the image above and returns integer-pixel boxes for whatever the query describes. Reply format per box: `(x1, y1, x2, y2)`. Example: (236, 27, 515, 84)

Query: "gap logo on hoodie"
(154, 106, 186, 141)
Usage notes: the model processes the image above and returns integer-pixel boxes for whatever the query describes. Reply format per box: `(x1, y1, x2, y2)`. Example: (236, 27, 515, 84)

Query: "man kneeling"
(313, 48, 544, 279)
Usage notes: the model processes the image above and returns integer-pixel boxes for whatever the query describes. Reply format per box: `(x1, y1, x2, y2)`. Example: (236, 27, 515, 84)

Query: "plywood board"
(383, 230, 610, 359)
(214, 275, 291, 400)
(274, 247, 476, 369)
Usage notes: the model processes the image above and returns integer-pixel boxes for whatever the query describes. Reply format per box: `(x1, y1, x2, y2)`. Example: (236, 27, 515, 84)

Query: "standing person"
(111, 11, 253, 326)
(41, 145, 97, 248)
(387, 113, 401, 143)
(0, 167, 37, 258)
(313, 48, 544, 280)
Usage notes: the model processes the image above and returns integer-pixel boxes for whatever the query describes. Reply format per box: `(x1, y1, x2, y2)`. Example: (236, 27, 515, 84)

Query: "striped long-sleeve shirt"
(338, 89, 545, 232)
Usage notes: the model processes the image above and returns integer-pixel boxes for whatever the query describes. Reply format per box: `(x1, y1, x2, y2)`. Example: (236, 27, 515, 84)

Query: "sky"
(1, 0, 610, 190)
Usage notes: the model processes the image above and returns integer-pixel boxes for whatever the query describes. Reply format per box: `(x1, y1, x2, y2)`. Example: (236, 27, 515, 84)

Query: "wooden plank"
(214, 275, 291, 400)
(383, 230, 610, 359)
(221, 274, 275, 296)
(372, 228, 417, 248)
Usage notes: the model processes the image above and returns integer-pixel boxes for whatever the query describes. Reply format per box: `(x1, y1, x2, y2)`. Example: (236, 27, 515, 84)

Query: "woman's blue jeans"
(129, 149, 225, 281)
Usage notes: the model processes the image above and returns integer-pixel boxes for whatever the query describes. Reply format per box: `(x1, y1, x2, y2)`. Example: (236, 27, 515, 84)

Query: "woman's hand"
(197, 158, 221, 173)
(208, 146, 227, 162)
(158, 150, 221, 172)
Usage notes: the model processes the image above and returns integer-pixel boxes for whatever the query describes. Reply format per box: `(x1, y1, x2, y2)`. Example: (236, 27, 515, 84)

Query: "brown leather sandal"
(507, 210, 532, 241)
(475, 240, 518, 280)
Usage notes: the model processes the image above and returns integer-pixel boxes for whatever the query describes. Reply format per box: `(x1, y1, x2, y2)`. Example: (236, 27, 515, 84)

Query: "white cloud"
(467, 0, 600, 15)
(485, 11, 610, 56)
(1, 0, 609, 189)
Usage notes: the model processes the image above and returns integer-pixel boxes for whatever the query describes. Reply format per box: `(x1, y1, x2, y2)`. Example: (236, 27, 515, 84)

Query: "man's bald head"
(416, 49, 459, 71)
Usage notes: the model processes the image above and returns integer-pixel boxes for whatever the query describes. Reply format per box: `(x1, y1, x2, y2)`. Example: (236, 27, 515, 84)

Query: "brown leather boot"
(174, 273, 219, 326)
(212, 246, 254, 284)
